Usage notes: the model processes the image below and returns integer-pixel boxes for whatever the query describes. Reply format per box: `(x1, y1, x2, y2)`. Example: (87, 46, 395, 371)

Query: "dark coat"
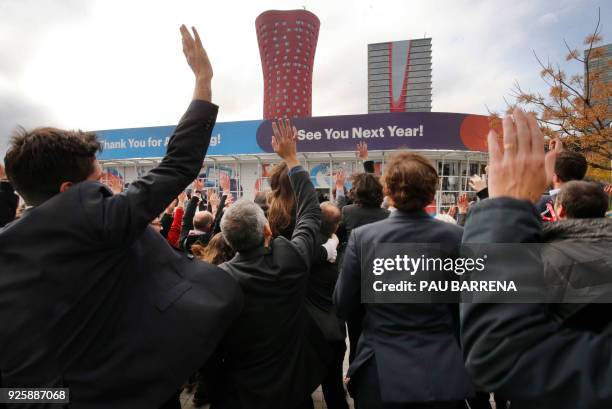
(541, 218, 612, 331)
(334, 209, 473, 403)
(304, 233, 346, 341)
(218, 169, 330, 409)
(461, 198, 612, 409)
(0, 181, 18, 228)
(0, 100, 243, 409)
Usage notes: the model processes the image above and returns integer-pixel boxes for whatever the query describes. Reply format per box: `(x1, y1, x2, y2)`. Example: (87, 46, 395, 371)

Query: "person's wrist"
(193, 77, 212, 101)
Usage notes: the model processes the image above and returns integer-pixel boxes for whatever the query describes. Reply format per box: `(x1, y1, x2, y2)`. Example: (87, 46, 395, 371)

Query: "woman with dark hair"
(338, 172, 389, 259)
(268, 161, 296, 239)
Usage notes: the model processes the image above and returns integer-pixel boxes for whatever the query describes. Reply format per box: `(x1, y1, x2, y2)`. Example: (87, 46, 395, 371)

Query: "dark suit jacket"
(0, 100, 243, 409)
(335, 210, 473, 403)
(218, 168, 330, 409)
(337, 204, 389, 245)
(305, 234, 346, 341)
(461, 198, 612, 409)
(0, 181, 18, 228)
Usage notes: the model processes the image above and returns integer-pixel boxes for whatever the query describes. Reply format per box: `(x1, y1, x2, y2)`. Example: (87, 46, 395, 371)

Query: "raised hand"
(544, 138, 563, 186)
(604, 185, 612, 197)
(207, 189, 220, 209)
(272, 118, 299, 169)
(177, 190, 187, 209)
(180, 25, 212, 101)
(469, 174, 487, 192)
(220, 172, 231, 194)
(335, 169, 346, 189)
(444, 205, 457, 219)
(225, 193, 235, 207)
(0, 163, 6, 181)
(192, 178, 204, 193)
(357, 141, 368, 161)
(487, 107, 546, 203)
(106, 177, 123, 195)
(457, 193, 469, 214)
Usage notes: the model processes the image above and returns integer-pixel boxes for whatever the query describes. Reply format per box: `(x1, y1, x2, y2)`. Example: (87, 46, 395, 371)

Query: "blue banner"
(96, 112, 491, 160)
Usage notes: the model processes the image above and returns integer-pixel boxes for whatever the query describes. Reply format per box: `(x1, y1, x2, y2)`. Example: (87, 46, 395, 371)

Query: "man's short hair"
(351, 173, 384, 208)
(193, 211, 214, 231)
(4, 127, 102, 205)
(320, 201, 341, 238)
(221, 198, 267, 251)
(382, 152, 438, 212)
(554, 151, 587, 183)
(556, 181, 608, 219)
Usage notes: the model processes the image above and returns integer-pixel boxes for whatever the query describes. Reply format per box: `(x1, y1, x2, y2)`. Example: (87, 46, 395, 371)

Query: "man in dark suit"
(0, 26, 243, 409)
(0, 163, 18, 227)
(216, 119, 329, 409)
(306, 202, 349, 409)
(335, 152, 473, 409)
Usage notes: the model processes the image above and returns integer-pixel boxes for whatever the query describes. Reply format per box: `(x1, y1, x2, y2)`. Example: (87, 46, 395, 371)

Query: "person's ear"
(552, 173, 560, 186)
(59, 181, 74, 193)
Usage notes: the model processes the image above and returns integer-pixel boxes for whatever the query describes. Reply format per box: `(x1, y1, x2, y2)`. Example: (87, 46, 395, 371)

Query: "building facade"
(585, 42, 611, 124)
(97, 111, 490, 214)
(368, 38, 432, 113)
(256, 10, 320, 119)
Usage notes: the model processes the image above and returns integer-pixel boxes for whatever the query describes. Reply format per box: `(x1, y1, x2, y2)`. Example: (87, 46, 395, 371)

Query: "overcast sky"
(0, 0, 610, 158)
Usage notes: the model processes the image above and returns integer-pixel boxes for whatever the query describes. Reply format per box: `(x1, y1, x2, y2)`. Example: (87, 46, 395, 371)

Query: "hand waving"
(357, 141, 368, 161)
(272, 118, 299, 169)
(487, 107, 546, 203)
(457, 193, 469, 214)
(180, 25, 212, 101)
(469, 174, 487, 192)
(335, 169, 346, 189)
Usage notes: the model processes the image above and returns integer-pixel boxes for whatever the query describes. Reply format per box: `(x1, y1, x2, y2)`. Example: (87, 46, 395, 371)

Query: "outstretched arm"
(272, 119, 321, 268)
(95, 26, 217, 244)
(461, 108, 612, 406)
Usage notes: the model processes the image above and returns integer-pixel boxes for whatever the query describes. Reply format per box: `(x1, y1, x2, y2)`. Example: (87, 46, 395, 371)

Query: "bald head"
(193, 211, 214, 231)
(320, 201, 341, 238)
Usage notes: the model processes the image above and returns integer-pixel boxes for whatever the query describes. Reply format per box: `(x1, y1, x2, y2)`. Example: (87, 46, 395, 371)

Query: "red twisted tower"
(256, 10, 320, 119)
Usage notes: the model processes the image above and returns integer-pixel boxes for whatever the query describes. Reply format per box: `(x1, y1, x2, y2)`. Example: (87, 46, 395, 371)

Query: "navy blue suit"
(334, 209, 473, 406)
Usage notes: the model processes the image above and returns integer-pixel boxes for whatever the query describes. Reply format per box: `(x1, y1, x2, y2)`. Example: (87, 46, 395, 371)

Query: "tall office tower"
(368, 38, 432, 113)
(585, 43, 611, 124)
(256, 10, 320, 119)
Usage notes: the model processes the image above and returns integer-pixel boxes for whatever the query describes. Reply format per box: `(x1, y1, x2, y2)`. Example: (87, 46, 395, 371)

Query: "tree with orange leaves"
(507, 9, 611, 180)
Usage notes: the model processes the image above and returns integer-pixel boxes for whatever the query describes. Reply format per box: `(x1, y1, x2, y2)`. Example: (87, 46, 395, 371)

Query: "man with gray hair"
(216, 119, 330, 409)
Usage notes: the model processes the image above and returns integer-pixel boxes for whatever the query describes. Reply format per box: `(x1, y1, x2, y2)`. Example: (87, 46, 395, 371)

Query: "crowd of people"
(1, 25, 612, 409)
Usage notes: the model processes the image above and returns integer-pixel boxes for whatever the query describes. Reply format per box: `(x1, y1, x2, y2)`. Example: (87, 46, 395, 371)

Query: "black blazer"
(338, 204, 389, 245)
(304, 233, 346, 341)
(335, 210, 473, 403)
(0, 100, 243, 409)
(0, 181, 18, 228)
(218, 169, 330, 409)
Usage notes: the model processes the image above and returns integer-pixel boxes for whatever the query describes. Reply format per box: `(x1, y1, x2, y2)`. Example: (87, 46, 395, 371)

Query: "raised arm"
(96, 26, 217, 244)
(461, 108, 612, 406)
(271, 119, 321, 267)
